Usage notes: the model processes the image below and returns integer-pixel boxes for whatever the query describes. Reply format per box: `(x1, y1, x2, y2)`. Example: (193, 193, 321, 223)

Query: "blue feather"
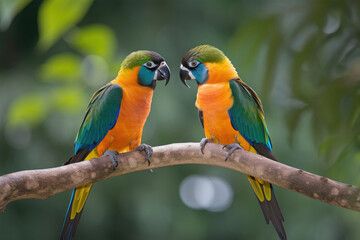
(192, 63, 208, 84)
(138, 65, 155, 86)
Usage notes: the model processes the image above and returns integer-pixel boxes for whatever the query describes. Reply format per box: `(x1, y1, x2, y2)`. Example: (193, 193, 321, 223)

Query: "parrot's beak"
(179, 64, 194, 88)
(154, 61, 170, 86)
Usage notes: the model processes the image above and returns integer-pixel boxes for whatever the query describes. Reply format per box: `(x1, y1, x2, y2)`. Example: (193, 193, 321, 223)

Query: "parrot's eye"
(144, 61, 157, 69)
(189, 60, 199, 68)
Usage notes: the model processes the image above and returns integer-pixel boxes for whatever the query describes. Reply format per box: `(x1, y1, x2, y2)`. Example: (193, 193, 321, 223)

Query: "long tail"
(60, 184, 93, 240)
(247, 176, 286, 240)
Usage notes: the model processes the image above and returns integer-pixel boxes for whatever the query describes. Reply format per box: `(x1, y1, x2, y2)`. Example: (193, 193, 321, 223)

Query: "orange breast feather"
(196, 82, 251, 151)
(95, 68, 153, 156)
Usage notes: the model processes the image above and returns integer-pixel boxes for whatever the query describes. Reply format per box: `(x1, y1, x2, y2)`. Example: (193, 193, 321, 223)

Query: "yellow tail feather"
(247, 176, 264, 202)
(71, 184, 92, 219)
(263, 181, 272, 201)
(248, 146, 272, 201)
(70, 150, 98, 219)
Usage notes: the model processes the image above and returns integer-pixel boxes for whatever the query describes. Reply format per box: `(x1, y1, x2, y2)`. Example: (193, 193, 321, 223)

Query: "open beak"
(179, 64, 195, 88)
(154, 61, 170, 86)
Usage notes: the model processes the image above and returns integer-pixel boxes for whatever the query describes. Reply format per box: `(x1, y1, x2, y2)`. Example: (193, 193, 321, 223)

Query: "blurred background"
(0, 0, 359, 239)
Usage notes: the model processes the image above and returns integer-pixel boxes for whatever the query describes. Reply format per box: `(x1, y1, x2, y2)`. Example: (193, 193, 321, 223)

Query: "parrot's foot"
(222, 143, 243, 161)
(135, 144, 153, 166)
(104, 150, 119, 170)
(200, 138, 213, 154)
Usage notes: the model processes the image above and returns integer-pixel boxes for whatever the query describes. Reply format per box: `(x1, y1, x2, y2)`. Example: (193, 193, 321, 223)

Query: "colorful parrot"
(60, 50, 170, 239)
(179, 45, 286, 239)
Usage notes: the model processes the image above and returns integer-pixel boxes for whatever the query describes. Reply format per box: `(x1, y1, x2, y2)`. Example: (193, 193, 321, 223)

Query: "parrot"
(179, 45, 286, 240)
(60, 50, 170, 239)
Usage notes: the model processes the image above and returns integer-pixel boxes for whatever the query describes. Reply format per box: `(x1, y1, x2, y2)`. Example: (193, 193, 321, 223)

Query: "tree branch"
(1, 142, 359, 212)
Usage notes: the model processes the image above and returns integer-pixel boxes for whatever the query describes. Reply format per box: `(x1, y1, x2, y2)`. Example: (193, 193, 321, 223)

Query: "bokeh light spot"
(179, 175, 233, 212)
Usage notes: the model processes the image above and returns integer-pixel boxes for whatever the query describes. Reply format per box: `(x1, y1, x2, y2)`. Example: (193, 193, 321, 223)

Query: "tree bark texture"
(0, 142, 359, 212)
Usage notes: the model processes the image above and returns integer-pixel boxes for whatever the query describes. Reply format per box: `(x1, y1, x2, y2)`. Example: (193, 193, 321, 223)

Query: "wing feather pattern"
(60, 84, 122, 240)
(65, 84, 122, 164)
(228, 79, 286, 240)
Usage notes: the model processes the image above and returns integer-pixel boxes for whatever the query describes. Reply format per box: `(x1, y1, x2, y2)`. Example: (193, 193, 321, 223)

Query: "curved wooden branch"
(0, 142, 359, 212)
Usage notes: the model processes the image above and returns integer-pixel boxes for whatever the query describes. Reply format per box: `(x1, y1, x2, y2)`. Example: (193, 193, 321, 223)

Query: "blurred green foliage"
(67, 24, 117, 60)
(7, 92, 47, 127)
(40, 53, 82, 82)
(0, 0, 32, 30)
(0, 0, 359, 239)
(37, 0, 93, 50)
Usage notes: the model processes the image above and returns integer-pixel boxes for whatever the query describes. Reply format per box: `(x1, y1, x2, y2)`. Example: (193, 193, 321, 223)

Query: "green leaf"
(68, 24, 116, 60)
(51, 87, 87, 113)
(39, 53, 81, 82)
(0, 0, 32, 30)
(37, 0, 93, 51)
(7, 93, 48, 127)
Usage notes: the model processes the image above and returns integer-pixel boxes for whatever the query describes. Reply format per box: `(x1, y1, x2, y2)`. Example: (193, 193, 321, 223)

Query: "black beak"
(154, 61, 170, 86)
(179, 64, 192, 88)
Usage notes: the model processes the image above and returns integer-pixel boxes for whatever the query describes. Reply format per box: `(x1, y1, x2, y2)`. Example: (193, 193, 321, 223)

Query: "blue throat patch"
(138, 65, 155, 86)
(192, 63, 208, 84)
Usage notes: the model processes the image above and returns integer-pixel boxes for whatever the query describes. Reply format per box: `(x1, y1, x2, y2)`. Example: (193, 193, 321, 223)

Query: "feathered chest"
(195, 82, 251, 147)
(116, 86, 153, 129)
(195, 83, 234, 112)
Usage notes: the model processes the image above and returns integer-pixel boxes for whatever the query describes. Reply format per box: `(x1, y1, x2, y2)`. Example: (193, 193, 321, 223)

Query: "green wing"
(229, 80, 286, 239)
(228, 79, 273, 156)
(68, 83, 122, 164)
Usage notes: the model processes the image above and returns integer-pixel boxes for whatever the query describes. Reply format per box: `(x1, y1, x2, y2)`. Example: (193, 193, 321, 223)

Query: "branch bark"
(1, 142, 359, 212)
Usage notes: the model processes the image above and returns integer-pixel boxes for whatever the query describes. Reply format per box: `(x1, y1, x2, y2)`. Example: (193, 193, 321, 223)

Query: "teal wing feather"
(228, 79, 272, 152)
(61, 83, 122, 239)
(228, 79, 286, 240)
(66, 83, 123, 164)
